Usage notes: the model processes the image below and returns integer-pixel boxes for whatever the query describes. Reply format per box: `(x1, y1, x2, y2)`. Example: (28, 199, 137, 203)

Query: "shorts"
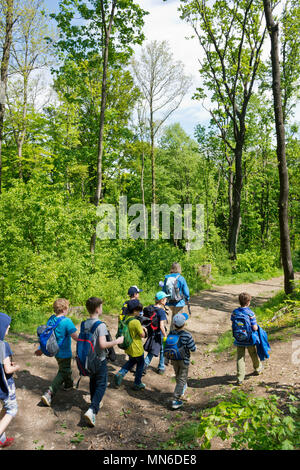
(1, 382, 18, 417)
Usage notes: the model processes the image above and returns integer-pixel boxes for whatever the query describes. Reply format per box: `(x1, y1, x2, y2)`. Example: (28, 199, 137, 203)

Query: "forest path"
(4, 274, 300, 451)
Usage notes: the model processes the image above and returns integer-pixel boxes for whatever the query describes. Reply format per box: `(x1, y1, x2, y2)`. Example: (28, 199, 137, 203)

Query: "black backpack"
(139, 305, 160, 335)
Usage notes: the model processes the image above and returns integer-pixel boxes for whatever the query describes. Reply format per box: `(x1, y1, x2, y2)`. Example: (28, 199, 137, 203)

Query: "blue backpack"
(76, 320, 102, 384)
(37, 315, 66, 357)
(232, 311, 253, 344)
(163, 331, 186, 360)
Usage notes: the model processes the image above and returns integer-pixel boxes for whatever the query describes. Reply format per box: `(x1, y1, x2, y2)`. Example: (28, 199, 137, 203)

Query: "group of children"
(0, 272, 265, 448)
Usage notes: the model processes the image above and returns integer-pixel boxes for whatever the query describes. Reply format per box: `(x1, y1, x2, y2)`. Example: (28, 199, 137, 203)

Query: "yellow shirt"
(125, 316, 144, 358)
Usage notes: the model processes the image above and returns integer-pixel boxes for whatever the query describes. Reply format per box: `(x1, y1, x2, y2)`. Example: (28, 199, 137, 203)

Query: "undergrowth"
(161, 389, 300, 450)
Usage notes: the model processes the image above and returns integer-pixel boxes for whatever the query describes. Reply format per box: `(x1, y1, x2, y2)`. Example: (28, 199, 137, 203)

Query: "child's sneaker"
(84, 408, 96, 427)
(133, 383, 146, 391)
(114, 373, 123, 387)
(171, 399, 183, 410)
(0, 437, 14, 448)
(41, 389, 52, 407)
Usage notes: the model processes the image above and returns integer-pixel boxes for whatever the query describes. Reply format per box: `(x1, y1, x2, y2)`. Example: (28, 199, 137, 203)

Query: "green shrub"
(164, 389, 300, 450)
(234, 250, 279, 274)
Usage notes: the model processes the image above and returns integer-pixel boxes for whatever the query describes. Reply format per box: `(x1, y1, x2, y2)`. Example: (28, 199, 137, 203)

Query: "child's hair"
(239, 292, 251, 307)
(170, 262, 181, 273)
(86, 297, 103, 314)
(53, 298, 69, 314)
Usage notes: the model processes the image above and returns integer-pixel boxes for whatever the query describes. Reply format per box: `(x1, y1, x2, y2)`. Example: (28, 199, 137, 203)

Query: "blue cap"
(128, 286, 143, 296)
(127, 299, 143, 313)
(173, 313, 189, 327)
(155, 291, 170, 301)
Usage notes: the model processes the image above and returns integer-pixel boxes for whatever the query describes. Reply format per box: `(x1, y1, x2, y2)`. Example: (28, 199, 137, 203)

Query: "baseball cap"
(173, 312, 189, 327)
(127, 299, 143, 313)
(155, 291, 170, 301)
(128, 286, 143, 296)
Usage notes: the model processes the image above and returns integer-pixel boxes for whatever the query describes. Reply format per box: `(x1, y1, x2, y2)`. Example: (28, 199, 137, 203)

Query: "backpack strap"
(90, 320, 102, 334)
(81, 320, 102, 334)
(124, 316, 136, 326)
(48, 316, 66, 348)
(46, 315, 65, 328)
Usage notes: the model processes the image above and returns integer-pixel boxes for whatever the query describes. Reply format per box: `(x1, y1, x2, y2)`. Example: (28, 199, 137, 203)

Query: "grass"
(212, 268, 283, 286)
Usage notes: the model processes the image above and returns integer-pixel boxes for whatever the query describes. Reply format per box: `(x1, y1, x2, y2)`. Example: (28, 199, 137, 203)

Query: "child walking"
(35, 298, 78, 406)
(114, 299, 147, 390)
(143, 291, 168, 375)
(82, 297, 124, 427)
(0, 312, 20, 448)
(231, 292, 262, 386)
(168, 313, 196, 410)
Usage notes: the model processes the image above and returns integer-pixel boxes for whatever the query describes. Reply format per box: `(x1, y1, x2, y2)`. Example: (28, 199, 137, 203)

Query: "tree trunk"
(141, 144, 147, 244)
(263, 0, 294, 294)
(150, 107, 155, 205)
(0, 0, 14, 194)
(228, 139, 243, 260)
(90, 0, 116, 254)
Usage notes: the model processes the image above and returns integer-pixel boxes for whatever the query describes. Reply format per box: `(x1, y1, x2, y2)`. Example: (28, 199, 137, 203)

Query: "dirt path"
(3, 275, 300, 451)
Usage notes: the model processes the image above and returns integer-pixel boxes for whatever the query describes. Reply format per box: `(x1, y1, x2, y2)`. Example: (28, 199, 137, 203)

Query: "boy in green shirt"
(114, 299, 147, 390)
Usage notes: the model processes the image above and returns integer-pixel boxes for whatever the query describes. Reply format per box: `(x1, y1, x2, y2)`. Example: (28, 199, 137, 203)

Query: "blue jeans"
(118, 354, 144, 385)
(89, 359, 108, 415)
(144, 343, 165, 371)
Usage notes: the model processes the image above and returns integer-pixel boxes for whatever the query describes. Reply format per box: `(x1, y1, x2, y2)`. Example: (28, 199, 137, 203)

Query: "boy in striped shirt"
(169, 313, 196, 409)
(231, 292, 262, 385)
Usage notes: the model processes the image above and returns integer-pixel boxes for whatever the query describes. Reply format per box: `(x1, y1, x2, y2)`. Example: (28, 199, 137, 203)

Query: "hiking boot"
(236, 380, 243, 386)
(114, 373, 123, 388)
(133, 383, 146, 391)
(253, 367, 263, 376)
(84, 408, 96, 427)
(157, 369, 165, 375)
(171, 399, 183, 410)
(0, 437, 14, 448)
(41, 389, 52, 407)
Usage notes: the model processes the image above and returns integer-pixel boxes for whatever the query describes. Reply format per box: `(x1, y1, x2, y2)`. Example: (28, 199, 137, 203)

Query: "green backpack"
(116, 316, 136, 350)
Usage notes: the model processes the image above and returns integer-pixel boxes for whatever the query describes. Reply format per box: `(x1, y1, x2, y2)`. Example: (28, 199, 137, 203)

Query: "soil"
(2, 275, 300, 451)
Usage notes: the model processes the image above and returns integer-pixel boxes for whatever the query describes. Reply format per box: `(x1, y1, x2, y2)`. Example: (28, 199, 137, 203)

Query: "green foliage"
(234, 249, 280, 274)
(164, 389, 300, 450)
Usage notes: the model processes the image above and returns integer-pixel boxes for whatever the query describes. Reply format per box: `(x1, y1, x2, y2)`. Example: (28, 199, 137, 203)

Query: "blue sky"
(43, 0, 299, 137)
(43, 0, 208, 137)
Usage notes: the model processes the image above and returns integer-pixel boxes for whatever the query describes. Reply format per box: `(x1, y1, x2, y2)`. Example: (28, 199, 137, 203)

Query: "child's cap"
(128, 286, 143, 296)
(127, 299, 143, 313)
(155, 291, 170, 301)
(0, 312, 11, 341)
(173, 312, 189, 328)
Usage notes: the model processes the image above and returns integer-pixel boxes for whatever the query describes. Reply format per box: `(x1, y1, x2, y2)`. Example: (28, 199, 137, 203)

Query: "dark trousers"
(89, 359, 108, 415)
(119, 354, 144, 385)
(50, 357, 73, 395)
